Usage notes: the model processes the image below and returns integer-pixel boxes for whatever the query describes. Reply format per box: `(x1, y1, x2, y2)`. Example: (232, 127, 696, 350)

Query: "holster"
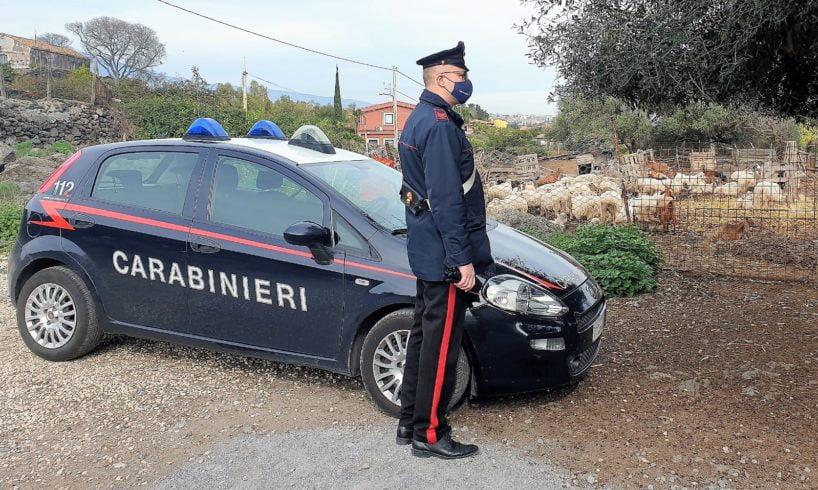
(399, 181, 430, 215)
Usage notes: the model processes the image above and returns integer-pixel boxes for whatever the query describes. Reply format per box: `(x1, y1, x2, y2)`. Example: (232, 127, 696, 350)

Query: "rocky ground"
(1, 263, 816, 488)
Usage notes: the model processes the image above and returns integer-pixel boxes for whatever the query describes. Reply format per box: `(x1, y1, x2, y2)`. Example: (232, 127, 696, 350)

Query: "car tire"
(16, 266, 102, 362)
(360, 309, 470, 419)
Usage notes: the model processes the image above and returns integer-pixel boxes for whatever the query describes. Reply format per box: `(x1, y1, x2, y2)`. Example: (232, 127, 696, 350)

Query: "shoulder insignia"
(434, 108, 448, 121)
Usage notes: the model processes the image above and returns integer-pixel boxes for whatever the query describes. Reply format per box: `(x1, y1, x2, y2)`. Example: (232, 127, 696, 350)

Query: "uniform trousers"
(398, 279, 468, 444)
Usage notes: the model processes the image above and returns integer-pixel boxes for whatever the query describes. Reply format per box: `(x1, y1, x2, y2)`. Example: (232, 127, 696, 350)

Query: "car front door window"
(209, 155, 324, 236)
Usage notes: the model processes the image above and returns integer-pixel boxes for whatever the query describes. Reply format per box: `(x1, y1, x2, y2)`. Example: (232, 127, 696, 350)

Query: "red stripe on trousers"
(426, 283, 457, 445)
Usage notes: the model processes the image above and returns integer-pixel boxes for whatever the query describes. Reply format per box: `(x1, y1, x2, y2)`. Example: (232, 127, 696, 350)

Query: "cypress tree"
(333, 65, 343, 121)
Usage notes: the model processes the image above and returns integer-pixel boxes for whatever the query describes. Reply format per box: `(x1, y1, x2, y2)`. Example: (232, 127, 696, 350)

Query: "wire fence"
(1, 62, 112, 106)
(483, 145, 818, 285)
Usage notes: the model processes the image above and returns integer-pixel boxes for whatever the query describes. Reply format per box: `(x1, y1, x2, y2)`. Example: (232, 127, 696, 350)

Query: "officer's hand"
(455, 263, 475, 291)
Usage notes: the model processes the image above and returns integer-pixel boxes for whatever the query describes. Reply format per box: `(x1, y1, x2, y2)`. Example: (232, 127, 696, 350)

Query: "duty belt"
(400, 168, 477, 215)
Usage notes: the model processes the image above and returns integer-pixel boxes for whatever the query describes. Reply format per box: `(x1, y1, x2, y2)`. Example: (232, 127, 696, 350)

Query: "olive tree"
(518, 0, 818, 120)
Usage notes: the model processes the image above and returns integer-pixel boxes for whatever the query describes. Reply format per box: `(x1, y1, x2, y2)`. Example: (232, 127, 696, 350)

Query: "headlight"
(481, 274, 568, 317)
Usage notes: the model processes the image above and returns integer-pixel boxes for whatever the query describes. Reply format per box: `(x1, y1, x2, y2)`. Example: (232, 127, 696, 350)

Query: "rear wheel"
(16, 266, 102, 361)
(360, 309, 470, 418)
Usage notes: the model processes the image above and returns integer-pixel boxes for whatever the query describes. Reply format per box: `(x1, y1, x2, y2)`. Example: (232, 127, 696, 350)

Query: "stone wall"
(0, 97, 126, 146)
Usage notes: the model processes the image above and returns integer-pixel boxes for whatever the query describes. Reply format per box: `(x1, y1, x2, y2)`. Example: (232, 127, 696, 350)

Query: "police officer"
(396, 41, 493, 460)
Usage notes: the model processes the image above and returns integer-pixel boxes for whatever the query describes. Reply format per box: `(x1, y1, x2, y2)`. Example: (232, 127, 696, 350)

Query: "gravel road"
(155, 424, 583, 489)
(1, 258, 816, 488)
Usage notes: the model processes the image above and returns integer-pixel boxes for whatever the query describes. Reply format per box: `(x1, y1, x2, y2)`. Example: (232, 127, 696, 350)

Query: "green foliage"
(519, 0, 818, 119)
(50, 140, 75, 155)
(543, 95, 651, 152)
(0, 202, 23, 251)
(114, 66, 365, 150)
(0, 181, 21, 201)
(14, 140, 75, 158)
(469, 125, 539, 153)
(14, 141, 35, 158)
(121, 96, 250, 139)
(455, 103, 490, 122)
(518, 223, 662, 297)
(333, 67, 343, 121)
(1, 63, 14, 85)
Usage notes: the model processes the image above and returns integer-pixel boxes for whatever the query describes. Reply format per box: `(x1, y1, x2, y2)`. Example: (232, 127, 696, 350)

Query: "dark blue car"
(8, 119, 605, 416)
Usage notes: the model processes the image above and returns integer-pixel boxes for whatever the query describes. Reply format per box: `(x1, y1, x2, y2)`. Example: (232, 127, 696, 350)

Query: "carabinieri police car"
(8, 118, 605, 416)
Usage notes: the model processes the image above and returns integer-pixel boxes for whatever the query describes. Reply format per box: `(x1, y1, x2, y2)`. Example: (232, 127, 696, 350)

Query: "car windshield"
(303, 159, 406, 232)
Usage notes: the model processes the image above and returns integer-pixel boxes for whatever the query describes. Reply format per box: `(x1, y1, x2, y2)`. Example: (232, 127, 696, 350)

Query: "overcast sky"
(3, 0, 559, 115)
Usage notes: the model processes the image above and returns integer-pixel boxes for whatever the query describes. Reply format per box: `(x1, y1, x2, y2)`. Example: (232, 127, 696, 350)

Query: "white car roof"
(143, 138, 369, 165)
(227, 138, 367, 164)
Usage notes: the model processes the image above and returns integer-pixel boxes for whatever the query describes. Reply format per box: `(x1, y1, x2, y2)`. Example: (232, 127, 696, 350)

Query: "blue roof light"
(247, 120, 287, 140)
(183, 118, 230, 142)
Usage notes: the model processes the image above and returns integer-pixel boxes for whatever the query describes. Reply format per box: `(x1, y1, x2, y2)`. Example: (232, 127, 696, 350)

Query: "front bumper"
(465, 279, 605, 397)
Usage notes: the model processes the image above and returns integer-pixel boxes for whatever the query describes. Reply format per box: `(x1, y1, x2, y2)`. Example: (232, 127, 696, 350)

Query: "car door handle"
(190, 236, 221, 254)
(69, 213, 95, 229)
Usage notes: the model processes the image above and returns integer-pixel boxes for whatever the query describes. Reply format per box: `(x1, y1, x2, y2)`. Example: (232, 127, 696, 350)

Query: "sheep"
(636, 177, 669, 195)
(487, 182, 513, 200)
(532, 185, 572, 218)
(737, 191, 755, 209)
(629, 193, 662, 223)
(753, 181, 785, 205)
(487, 194, 528, 214)
(570, 191, 623, 224)
(714, 182, 743, 196)
(730, 170, 758, 193)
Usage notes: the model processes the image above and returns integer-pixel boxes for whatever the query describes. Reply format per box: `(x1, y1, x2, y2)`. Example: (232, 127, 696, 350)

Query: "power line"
(157, 0, 392, 71)
(247, 73, 300, 95)
(395, 68, 424, 88)
(395, 89, 418, 102)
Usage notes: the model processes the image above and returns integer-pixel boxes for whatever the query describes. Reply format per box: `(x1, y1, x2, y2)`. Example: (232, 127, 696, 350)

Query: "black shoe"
(396, 425, 413, 446)
(411, 434, 479, 460)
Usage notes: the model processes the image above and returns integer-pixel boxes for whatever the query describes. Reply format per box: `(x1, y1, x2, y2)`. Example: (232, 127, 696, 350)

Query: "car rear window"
(92, 151, 199, 215)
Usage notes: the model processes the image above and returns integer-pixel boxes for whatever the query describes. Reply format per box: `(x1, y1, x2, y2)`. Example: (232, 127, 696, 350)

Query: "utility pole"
(46, 55, 52, 100)
(241, 57, 248, 112)
(90, 60, 97, 105)
(0, 64, 6, 99)
(391, 66, 398, 146)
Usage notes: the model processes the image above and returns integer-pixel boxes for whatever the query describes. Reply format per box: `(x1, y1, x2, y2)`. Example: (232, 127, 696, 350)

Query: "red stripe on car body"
(31, 200, 416, 280)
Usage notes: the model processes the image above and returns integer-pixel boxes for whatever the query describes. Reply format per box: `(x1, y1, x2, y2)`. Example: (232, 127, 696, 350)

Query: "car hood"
(486, 220, 589, 293)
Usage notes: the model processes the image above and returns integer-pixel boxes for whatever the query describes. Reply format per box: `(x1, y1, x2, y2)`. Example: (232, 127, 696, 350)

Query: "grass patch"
(14, 140, 75, 158)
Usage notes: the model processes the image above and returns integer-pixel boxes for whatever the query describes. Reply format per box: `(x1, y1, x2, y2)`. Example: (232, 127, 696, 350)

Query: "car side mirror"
(284, 221, 334, 265)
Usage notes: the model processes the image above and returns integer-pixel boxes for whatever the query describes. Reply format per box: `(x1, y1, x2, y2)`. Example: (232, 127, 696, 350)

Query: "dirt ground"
(458, 272, 818, 488)
(1, 267, 816, 488)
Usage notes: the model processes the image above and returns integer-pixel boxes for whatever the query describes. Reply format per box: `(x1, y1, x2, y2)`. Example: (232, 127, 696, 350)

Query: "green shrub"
(515, 223, 663, 297)
(559, 224, 663, 272)
(0, 202, 23, 251)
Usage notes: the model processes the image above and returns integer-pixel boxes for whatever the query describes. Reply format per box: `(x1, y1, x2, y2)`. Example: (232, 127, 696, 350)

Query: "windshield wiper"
(391, 228, 407, 235)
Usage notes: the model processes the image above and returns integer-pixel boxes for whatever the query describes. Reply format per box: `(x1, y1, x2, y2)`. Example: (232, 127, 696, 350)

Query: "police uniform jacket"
(398, 89, 493, 282)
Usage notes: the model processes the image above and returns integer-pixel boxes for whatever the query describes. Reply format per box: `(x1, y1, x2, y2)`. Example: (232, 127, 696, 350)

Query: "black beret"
(416, 41, 468, 71)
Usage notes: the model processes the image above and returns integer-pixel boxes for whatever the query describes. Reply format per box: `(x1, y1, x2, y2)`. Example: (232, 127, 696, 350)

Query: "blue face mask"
(444, 77, 473, 105)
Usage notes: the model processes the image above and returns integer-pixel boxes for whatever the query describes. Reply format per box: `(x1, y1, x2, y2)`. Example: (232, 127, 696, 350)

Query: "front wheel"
(360, 309, 470, 418)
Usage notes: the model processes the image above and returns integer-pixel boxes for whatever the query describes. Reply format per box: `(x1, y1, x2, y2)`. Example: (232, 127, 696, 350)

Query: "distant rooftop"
(0, 33, 87, 60)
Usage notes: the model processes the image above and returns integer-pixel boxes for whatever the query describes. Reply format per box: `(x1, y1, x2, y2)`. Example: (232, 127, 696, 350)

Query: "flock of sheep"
(485, 166, 789, 228)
